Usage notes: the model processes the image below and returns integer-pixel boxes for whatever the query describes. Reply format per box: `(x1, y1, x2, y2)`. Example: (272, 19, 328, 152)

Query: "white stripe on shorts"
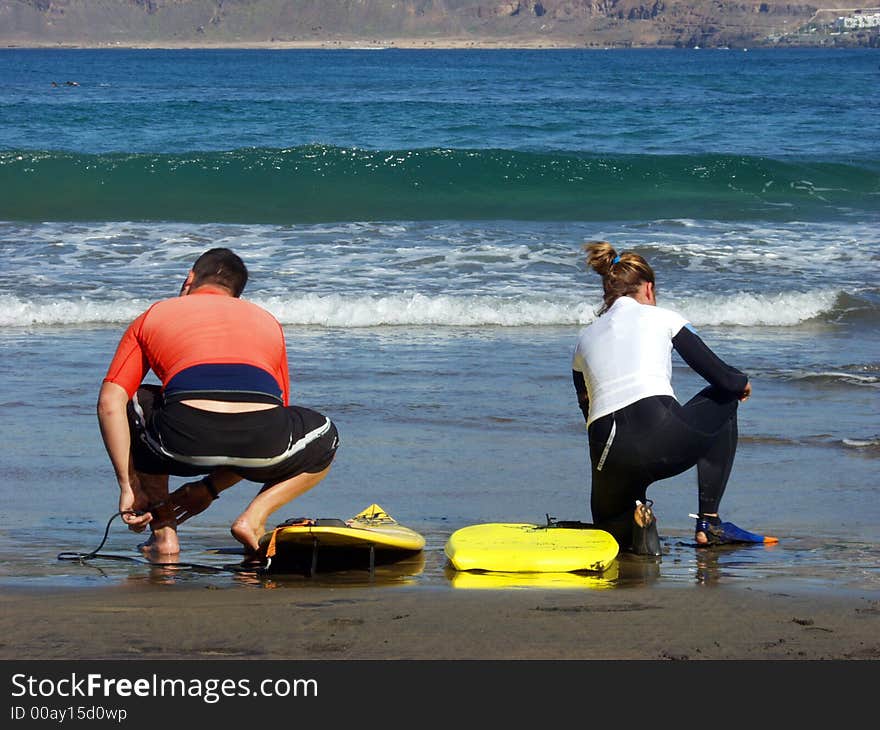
(148, 416, 333, 468)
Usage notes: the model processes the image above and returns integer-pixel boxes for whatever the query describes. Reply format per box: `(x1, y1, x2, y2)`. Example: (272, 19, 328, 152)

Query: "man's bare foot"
(230, 517, 266, 554)
(138, 529, 180, 556)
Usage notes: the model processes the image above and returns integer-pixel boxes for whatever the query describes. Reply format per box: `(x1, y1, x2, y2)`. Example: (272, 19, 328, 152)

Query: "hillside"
(1, 0, 879, 48)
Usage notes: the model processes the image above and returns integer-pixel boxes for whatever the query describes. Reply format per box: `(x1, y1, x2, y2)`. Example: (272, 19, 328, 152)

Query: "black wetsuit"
(573, 326, 748, 545)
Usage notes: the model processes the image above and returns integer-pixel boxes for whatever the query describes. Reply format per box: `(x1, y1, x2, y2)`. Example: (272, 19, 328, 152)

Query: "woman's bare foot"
(694, 512, 718, 545)
(634, 499, 655, 528)
(630, 499, 661, 556)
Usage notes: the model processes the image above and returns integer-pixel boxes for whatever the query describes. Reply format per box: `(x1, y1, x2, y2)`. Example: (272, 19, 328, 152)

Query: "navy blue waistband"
(165, 363, 283, 404)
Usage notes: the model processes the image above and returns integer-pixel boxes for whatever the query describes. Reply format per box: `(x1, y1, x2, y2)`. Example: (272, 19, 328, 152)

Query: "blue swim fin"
(691, 515, 778, 546)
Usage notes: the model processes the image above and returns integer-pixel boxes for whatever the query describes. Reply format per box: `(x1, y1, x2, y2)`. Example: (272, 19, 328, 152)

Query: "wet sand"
(3, 522, 879, 662)
(2, 577, 878, 661)
(1, 538, 877, 723)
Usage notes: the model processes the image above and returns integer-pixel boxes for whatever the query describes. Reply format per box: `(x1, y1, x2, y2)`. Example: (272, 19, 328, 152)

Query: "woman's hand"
(739, 381, 752, 402)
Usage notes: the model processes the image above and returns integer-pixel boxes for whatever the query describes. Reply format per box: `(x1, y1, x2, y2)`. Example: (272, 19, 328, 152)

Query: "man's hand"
(740, 381, 752, 402)
(119, 485, 152, 533)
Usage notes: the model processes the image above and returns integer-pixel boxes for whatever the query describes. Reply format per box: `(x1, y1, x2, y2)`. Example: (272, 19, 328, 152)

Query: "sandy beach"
(2, 578, 878, 661)
(3, 572, 877, 725)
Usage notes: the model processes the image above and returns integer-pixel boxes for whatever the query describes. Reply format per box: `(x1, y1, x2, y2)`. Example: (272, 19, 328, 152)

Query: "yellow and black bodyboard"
(259, 504, 425, 574)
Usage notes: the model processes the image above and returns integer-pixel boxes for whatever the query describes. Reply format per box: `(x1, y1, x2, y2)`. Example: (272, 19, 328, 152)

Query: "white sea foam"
(258, 293, 594, 327)
(792, 371, 880, 387)
(842, 437, 880, 448)
(671, 289, 839, 327)
(0, 295, 148, 327)
(0, 290, 842, 329)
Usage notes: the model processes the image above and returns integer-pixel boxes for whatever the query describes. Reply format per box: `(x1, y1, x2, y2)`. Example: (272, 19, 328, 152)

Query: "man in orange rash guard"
(97, 248, 339, 560)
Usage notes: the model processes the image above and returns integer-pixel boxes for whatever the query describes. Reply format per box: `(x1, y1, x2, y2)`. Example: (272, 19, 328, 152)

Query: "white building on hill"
(835, 11, 880, 30)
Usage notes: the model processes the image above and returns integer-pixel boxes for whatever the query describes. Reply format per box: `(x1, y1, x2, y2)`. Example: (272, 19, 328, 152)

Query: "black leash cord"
(57, 510, 251, 574)
(57, 510, 128, 562)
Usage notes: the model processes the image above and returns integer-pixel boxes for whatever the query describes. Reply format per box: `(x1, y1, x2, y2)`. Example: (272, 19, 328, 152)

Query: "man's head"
(185, 248, 248, 297)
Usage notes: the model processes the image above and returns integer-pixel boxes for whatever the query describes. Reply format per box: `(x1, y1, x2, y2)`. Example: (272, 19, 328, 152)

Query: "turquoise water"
(2, 48, 879, 223)
(0, 48, 877, 593)
(3, 148, 877, 223)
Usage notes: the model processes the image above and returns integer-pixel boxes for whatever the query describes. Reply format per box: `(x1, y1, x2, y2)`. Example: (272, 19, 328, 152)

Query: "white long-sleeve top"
(572, 296, 689, 426)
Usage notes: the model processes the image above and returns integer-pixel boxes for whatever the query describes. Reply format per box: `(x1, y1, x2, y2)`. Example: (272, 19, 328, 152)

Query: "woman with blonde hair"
(572, 241, 772, 555)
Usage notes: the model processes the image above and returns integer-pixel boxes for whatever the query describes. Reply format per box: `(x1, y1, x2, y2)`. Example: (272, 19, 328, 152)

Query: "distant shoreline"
(0, 37, 856, 51)
(4, 40, 661, 50)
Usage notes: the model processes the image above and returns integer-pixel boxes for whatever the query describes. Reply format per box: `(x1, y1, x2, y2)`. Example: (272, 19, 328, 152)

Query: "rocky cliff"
(1, 0, 878, 48)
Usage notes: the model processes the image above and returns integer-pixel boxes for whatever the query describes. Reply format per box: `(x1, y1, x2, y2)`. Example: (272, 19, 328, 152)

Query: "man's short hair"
(191, 248, 248, 297)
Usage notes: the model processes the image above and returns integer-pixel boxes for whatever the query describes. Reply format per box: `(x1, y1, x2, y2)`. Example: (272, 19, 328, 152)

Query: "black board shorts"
(128, 385, 339, 486)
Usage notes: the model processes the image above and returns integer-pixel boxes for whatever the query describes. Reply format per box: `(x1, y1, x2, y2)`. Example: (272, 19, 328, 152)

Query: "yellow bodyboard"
(448, 560, 619, 590)
(445, 522, 619, 573)
(261, 503, 426, 554)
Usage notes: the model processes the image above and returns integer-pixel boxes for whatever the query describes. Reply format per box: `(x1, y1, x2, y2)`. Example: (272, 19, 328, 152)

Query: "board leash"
(57, 508, 261, 575)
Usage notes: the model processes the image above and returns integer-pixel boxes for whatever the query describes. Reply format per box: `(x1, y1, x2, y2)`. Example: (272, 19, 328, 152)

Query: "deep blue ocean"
(0, 48, 877, 592)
